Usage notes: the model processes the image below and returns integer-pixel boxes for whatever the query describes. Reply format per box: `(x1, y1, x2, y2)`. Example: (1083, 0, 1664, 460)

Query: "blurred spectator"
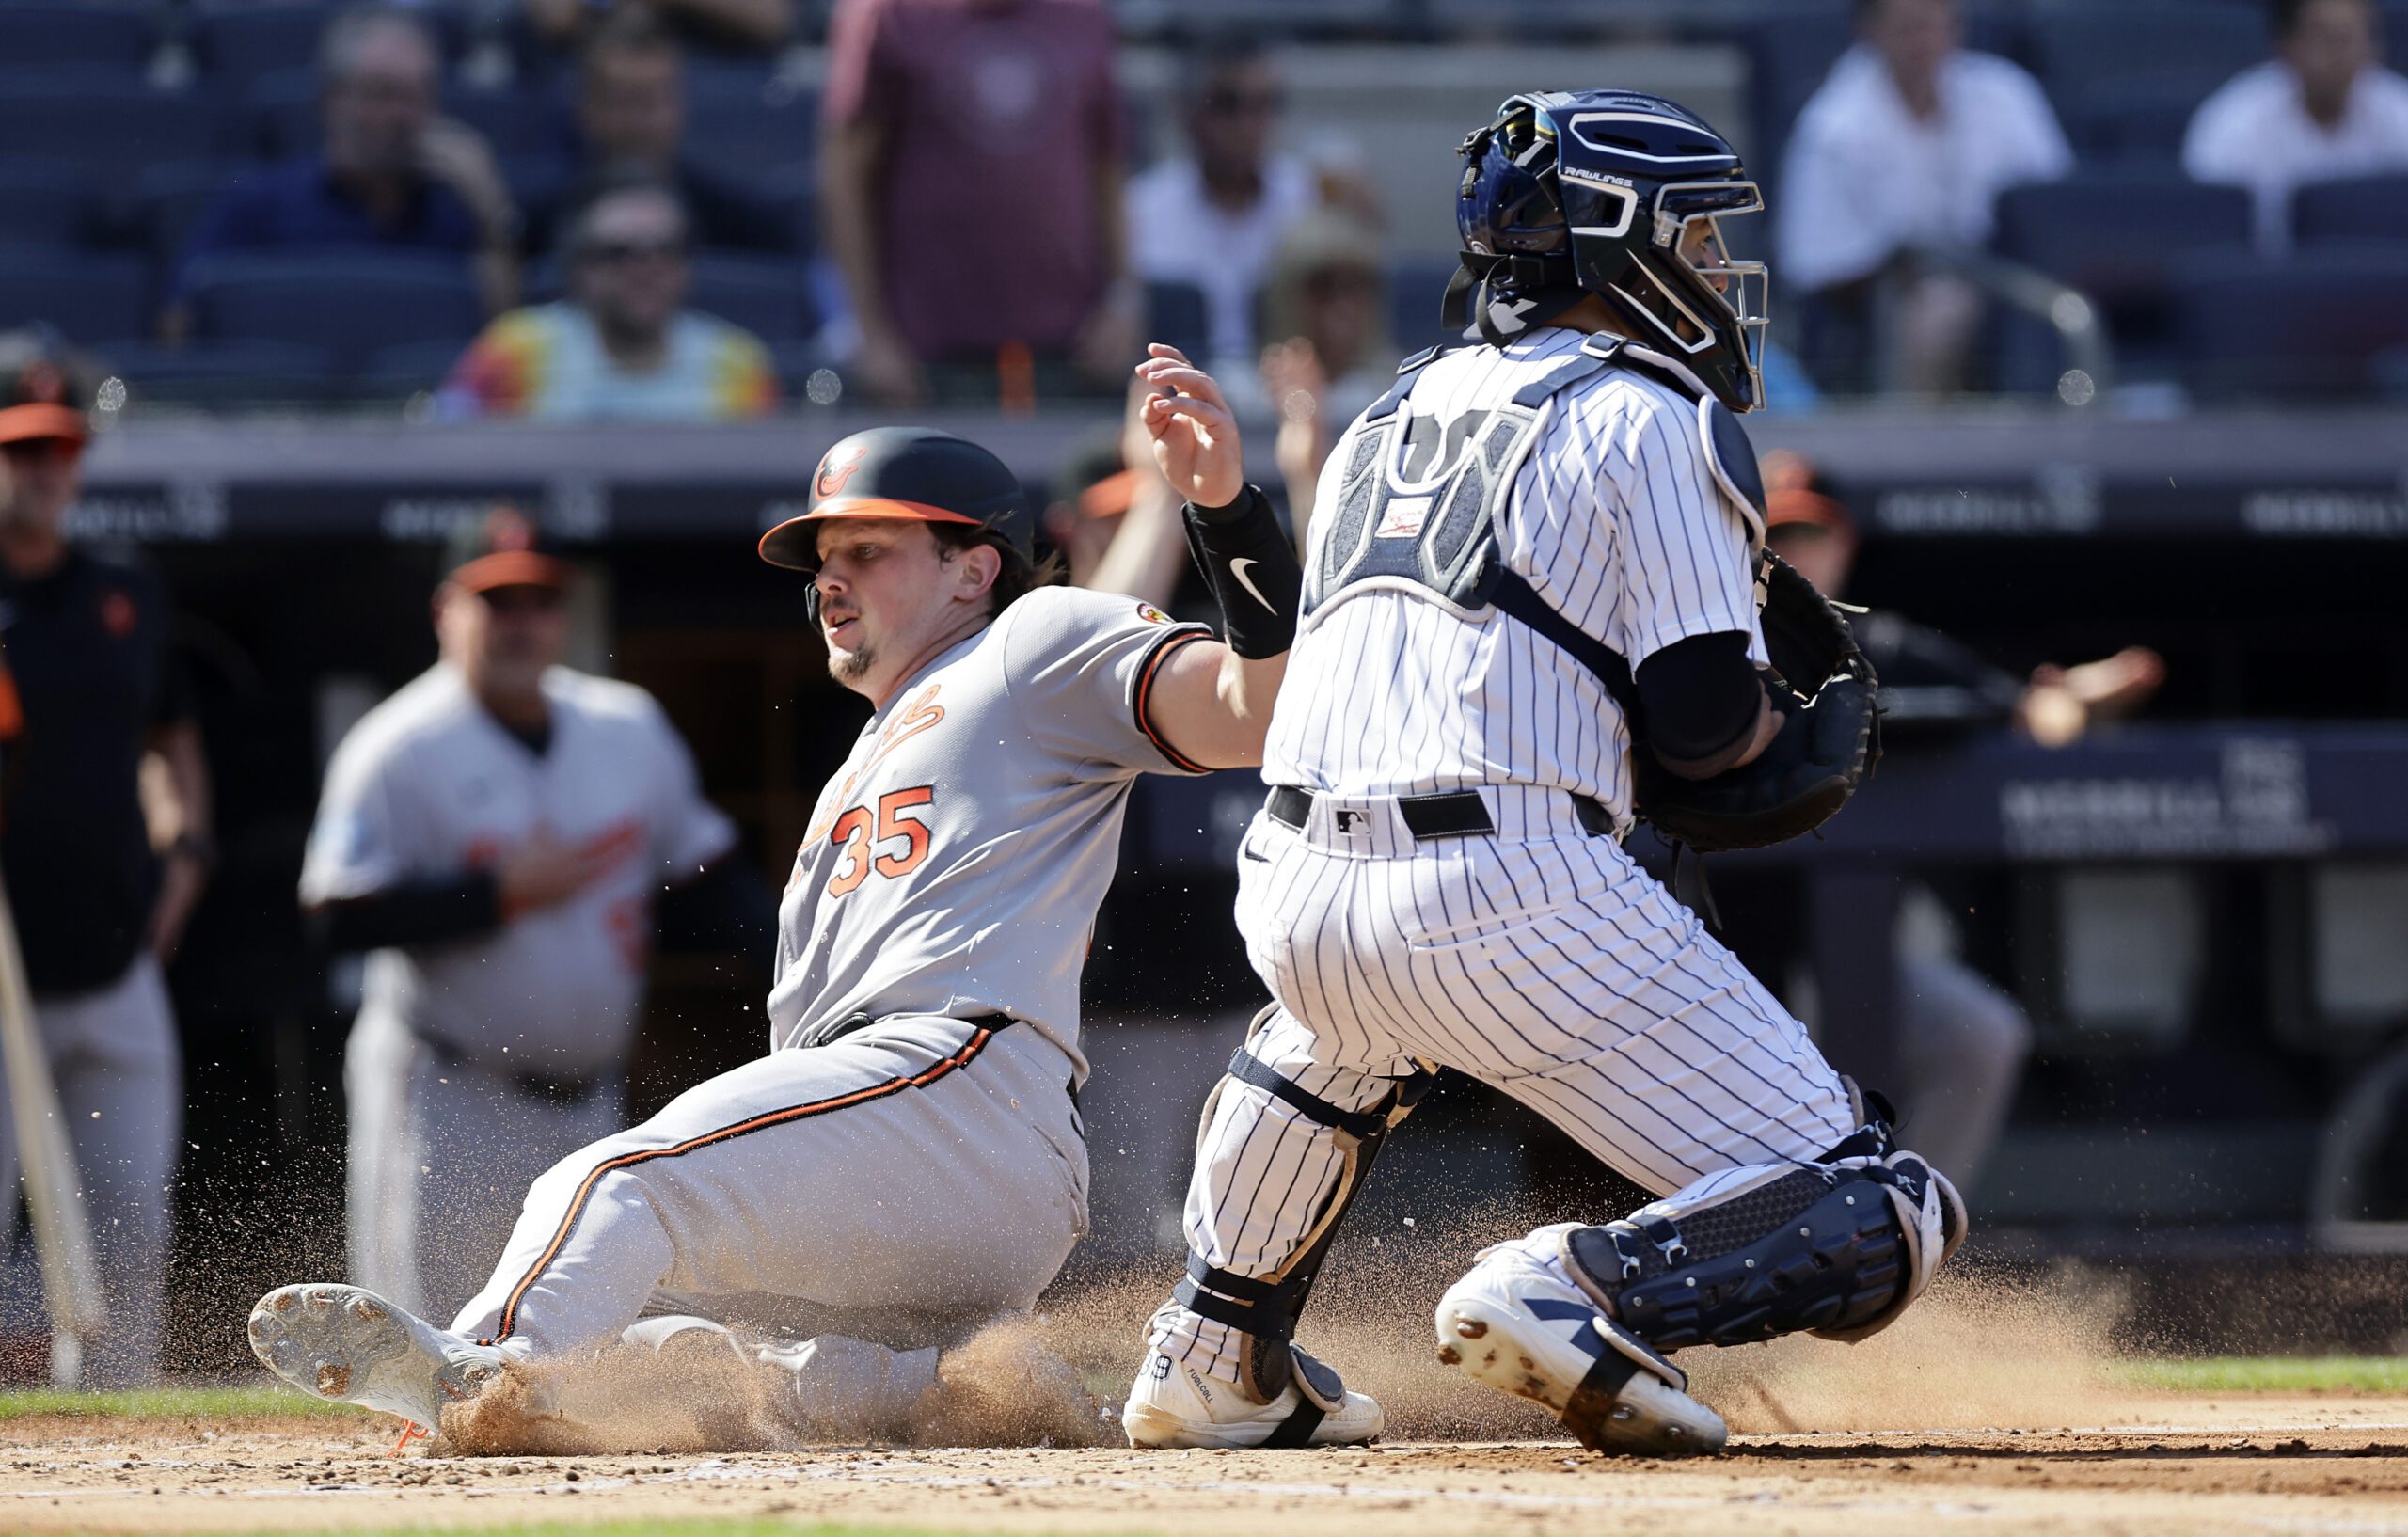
(2184, 0, 2408, 252)
(167, 5, 521, 337)
(1758, 452, 2163, 1180)
(0, 335, 210, 1386)
(1252, 209, 1389, 546)
(525, 10, 798, 256)
(1778, 0, 2071, 394)
(1127, 39, 1317, 371)
(817, 0, 1136, 406)
(523, 0, 794, 55)
(441, 180, 776, 420)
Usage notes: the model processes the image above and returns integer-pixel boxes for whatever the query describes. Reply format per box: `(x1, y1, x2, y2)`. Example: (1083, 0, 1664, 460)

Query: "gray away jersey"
(1265, 328, 1767, 830)
(299, 664, 737, 1072)
(768, 585, 1212, 1070)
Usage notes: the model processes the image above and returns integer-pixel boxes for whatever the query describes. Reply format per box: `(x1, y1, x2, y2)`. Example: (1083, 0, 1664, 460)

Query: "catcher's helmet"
(758, 425, 1030, 572)
(1445, 89, 1770, 412)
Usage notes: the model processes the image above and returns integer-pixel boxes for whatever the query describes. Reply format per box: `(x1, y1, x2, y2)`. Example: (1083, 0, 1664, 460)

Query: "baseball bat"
(0, 877, 110, 1348)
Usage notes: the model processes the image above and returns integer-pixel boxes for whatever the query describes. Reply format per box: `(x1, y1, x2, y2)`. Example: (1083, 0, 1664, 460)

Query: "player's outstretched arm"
(1133, 343, 1299, 770)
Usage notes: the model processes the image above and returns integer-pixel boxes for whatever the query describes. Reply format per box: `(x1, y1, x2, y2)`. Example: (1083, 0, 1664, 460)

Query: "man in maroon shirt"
(817, 0, 1140, 405)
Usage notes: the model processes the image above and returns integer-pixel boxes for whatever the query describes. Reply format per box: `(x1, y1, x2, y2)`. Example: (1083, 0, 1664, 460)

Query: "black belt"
(419, 1035, 613, 1105)
(1264, 785, 1612, 841)
(800, 1009, 1076, 1114)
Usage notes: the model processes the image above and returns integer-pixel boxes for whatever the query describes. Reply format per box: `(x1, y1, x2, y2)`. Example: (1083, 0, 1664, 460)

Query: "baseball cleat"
(247, 1283, 504, 1429)
(1434, 1240, 1726, 1457)
(1121, 1350, 1384, 1449)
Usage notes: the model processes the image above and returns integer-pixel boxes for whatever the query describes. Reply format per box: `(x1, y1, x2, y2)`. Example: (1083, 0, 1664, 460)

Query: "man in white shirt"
(1127, 40, 1318, 372)
(2185, 0, 2408, 252)
(1778, 0, 2072, 393)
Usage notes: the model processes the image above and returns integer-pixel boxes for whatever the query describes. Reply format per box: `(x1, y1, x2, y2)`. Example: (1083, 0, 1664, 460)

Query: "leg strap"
(1560, 1147, 1968, 1355)
(1179, 1046, 1434, 1406)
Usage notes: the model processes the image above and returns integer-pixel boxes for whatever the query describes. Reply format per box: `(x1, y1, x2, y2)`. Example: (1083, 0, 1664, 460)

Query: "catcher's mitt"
(1629, 551, 1881, 853)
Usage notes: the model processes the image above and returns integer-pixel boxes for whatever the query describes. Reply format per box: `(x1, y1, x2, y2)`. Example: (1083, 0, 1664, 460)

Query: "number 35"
(826, 785, 935, 897)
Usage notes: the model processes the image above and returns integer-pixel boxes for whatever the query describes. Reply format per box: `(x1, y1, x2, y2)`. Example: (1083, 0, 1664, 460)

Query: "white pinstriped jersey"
(1263, 328, 1766, 829)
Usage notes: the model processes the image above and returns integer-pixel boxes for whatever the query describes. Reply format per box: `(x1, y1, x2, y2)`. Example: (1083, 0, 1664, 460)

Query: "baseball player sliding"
(246, 354, 1304, 1445)
(1124, 90, 1959, 1454)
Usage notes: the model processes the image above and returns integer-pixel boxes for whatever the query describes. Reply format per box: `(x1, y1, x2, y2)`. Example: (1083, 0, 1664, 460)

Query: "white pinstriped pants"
(1152, 787, 1860, 1381)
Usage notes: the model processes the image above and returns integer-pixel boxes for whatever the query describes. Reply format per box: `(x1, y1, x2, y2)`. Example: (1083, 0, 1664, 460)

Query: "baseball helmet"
(758, 425, 1030, 572)
(0, 329, 94, 450)
(1444, 89, 1770, 412)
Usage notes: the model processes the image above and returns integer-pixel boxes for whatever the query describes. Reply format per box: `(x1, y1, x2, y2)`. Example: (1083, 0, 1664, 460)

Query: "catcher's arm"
(1634, 630, 1782, 780)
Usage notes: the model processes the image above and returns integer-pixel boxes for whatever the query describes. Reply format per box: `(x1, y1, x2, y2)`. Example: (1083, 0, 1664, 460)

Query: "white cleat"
(1121, 1349, 1383, 1449)
(246, 1283, 504, 1428)
(1434, 1241, 1726, 1457)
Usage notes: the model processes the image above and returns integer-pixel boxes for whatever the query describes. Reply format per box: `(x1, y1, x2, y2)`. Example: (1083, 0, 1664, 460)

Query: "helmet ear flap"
(803, 576, 824, 629)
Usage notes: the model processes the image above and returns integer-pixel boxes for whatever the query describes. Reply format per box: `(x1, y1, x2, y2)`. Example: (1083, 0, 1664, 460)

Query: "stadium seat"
(193, 0, 477, 82)
(0, 250, 150, 343)
(183, 249, 486, 371)
(2030, 3, 2264, 123)
(2064, 75, 2224, 160)
(2292, 173, 2408, 248)
(128, 160, 248, 270)
(1991, 169, 2252, 390)
(0, 73, 234, 182)
(248, 68, 566, 160)
(2174, 244, 2408, 400)
(95, 338, 343, 405)
(356, 338, 471, 401)
(0, 1, 159, 71)
(1142, 279, 1208, 364)
(683, 72, 816, 182)
(687, 251, 821, 342)
(1387, 252, 1462, 357)
(0, 158, 92, 248)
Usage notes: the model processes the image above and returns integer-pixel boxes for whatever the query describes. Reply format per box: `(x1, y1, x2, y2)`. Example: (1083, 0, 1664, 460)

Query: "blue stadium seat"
(1991, 168, 2252, 390)
(1387, 252, 1462, 357)
(683, 72, 816, 181)
(1143, 279, 1208, 364)
(0, 250, 150, 342)
(2293, 173, 2408, 248)
(0, 158, 92, 248)
(2030, 3, 2264, 121)
(0, 73, 234, 181)
(2064, 75, 2224, 160)
(356, 338, 470, 400)
(95, 338, 343, 405)
(0, 1, 158, 71)
(2174, 245, 2408, 400)
(192, 0, 331, 82)
(248, 67, 567, 160)
(687, 251, 821, 341)
(183, 249, 485, 370)
(128, 160, 248, 269)
(193, 0, 475, 82)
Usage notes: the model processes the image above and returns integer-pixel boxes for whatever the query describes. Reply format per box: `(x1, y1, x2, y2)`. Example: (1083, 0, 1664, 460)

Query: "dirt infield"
(3, 1394, 2405, 1537)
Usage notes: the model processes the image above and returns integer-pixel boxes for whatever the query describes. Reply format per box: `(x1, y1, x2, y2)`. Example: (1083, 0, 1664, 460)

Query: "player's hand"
(1134, 343, 1244, 510)
(496, 826, 633, 917)
(147, 851, 207, 964)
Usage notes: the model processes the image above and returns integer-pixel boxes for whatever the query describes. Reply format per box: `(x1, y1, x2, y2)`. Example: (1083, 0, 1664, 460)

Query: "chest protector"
(1303, 334, 1769, 715)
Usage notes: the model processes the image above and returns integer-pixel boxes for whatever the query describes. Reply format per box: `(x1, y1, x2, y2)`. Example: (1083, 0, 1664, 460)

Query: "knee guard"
(1175, 1028, 1434, 1434)
(1560, 1148, 1967, 1355)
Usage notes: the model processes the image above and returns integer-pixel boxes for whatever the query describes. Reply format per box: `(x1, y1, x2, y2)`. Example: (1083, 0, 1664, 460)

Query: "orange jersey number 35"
(826, 785, 936, 897)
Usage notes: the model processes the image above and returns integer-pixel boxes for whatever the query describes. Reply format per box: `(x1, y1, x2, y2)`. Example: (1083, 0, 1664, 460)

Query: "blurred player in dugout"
(301, 511, 773, 1322)
(0, 334, 212, 1387)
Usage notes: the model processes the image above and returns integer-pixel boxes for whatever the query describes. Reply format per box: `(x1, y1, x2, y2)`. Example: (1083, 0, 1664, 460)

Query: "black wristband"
(1182, 483, 1301, 659)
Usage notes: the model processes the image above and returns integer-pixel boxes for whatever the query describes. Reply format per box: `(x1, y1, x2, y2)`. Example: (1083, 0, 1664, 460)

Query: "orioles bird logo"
(815, 443, 869, 499)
